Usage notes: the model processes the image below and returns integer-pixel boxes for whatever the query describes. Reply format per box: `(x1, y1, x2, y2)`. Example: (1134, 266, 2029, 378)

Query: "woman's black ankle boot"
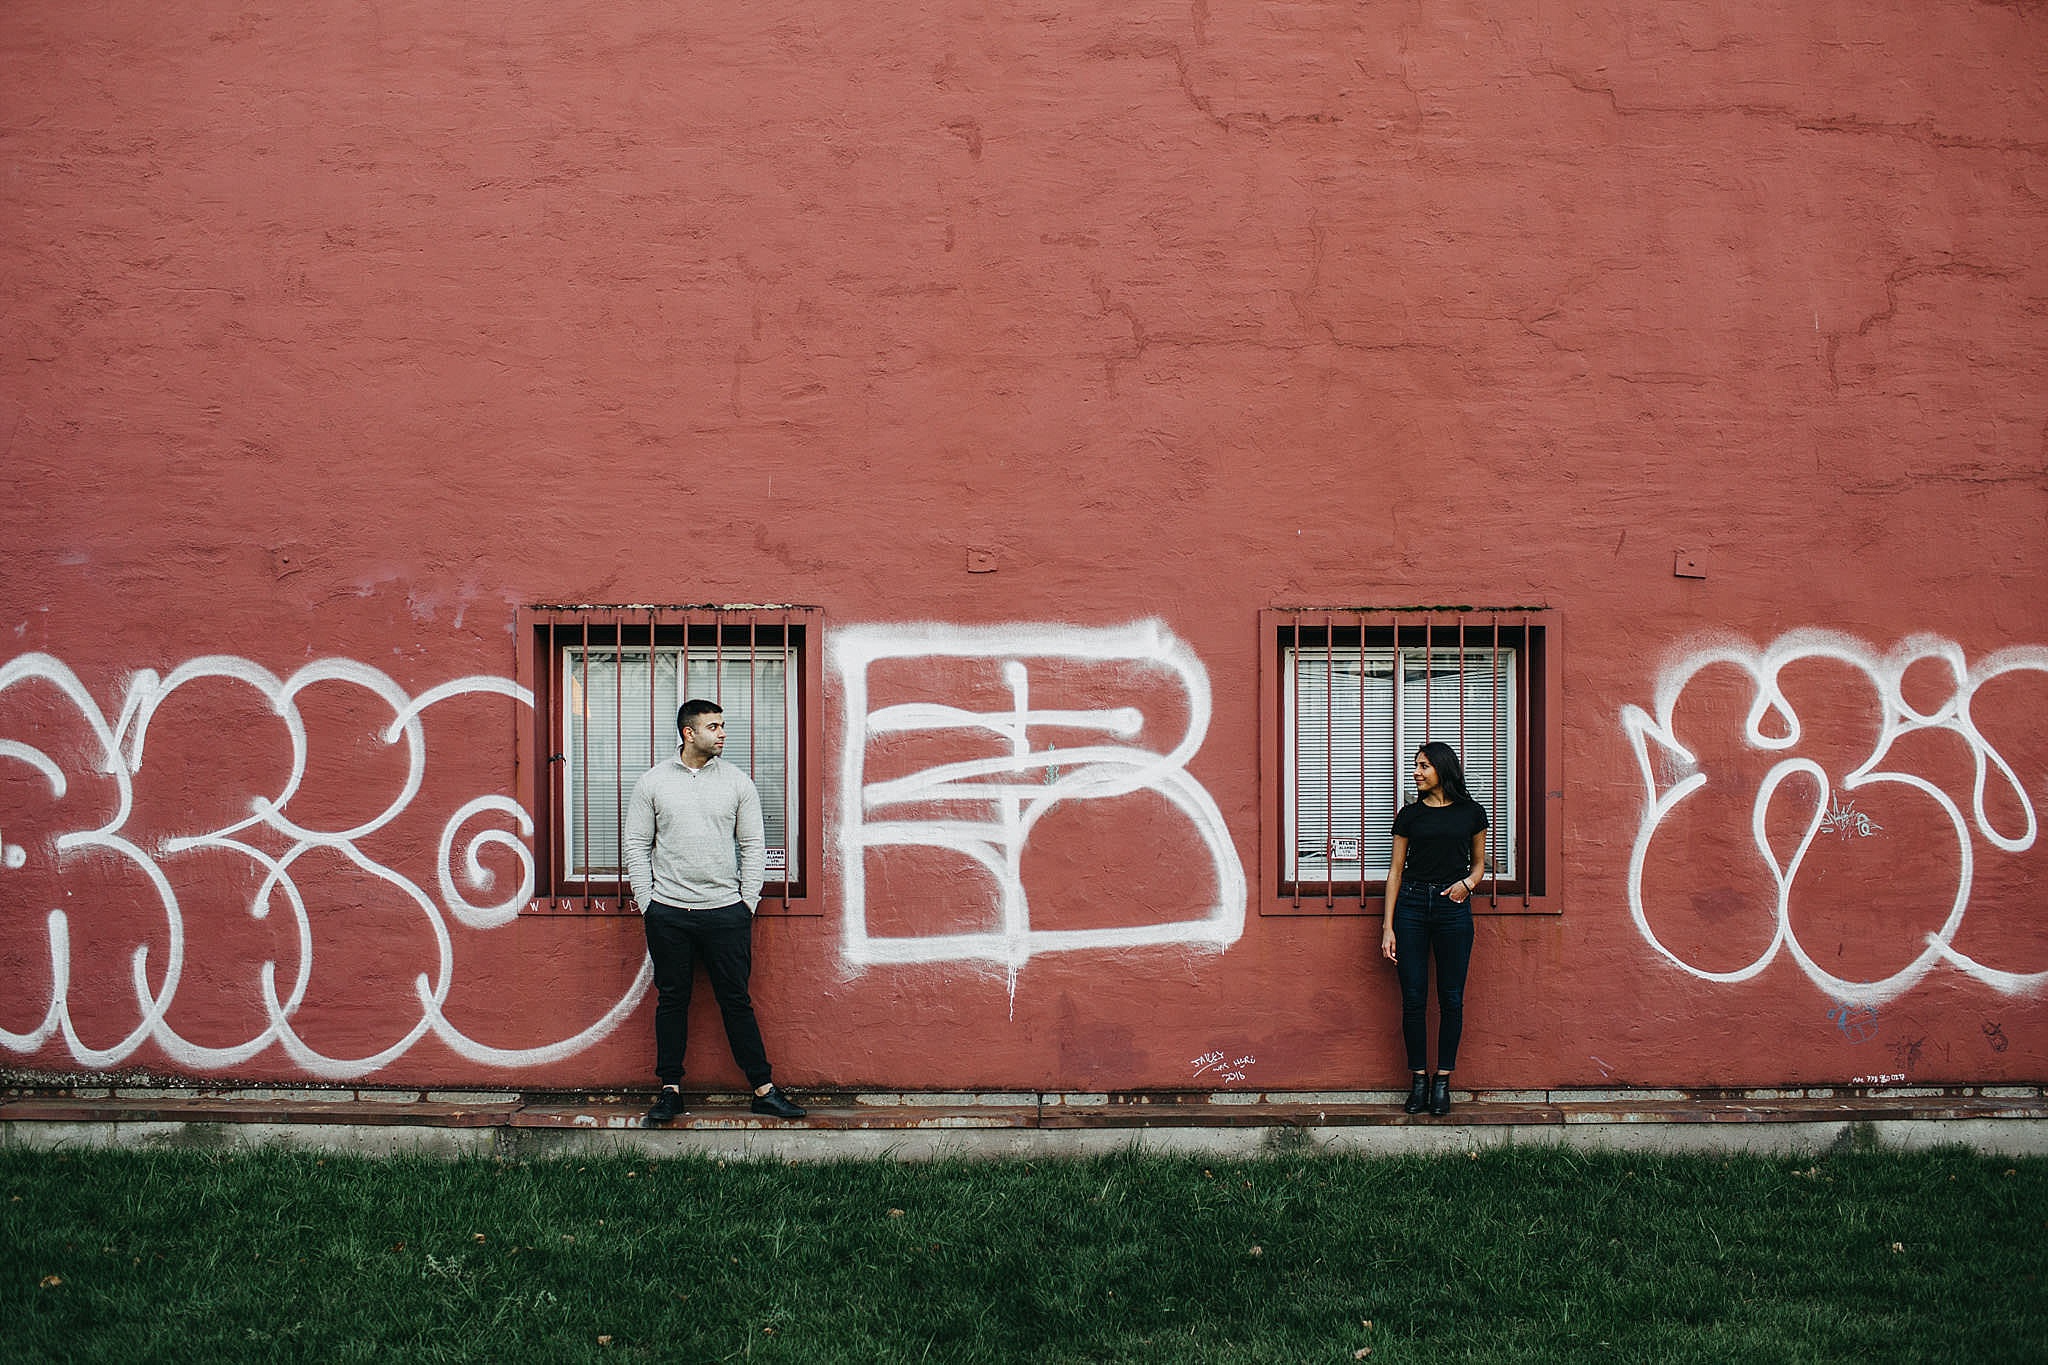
(1429, 1075, 1452, 1117)
(1403, 1074, 1429, 1115)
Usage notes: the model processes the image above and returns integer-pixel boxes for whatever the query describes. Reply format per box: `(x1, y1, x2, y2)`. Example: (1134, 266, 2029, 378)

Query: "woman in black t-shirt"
(1380, 741, 1489, 1117)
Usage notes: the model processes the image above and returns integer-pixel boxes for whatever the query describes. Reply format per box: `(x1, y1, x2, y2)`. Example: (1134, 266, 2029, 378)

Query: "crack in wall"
(1539, 66, 2048, 157)
(1823, 257, 2018, 392)
(1084, 38, 1342, 138)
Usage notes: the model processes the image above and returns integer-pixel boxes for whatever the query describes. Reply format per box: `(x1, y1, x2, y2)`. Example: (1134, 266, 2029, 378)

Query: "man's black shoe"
(644, 1088, 688, 1127)
(750, 1086, 806, 1120)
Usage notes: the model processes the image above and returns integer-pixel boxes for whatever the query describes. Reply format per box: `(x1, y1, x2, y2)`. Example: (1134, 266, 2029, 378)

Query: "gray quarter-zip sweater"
(622, 755, 766, 912)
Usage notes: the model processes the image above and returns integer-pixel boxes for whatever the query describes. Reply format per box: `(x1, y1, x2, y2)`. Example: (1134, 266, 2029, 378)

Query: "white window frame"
(1283, 644, 1518, 885)
(560, 643, 800, 886)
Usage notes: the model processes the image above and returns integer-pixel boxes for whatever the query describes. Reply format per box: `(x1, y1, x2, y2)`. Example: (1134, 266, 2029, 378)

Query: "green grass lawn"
(3, 1145, 2042, 1362)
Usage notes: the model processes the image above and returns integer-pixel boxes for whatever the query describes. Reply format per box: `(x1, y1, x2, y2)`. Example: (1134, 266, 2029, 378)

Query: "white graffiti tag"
(0, 654, 648, 1079)
(1819, 797, 1883, 840)
(831, 621, 1247, 977)
(1623, 631, 2048, 1006)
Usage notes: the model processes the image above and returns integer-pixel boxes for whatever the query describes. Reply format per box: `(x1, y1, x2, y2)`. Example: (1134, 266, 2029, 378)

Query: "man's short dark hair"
(678, 699, 723, 739)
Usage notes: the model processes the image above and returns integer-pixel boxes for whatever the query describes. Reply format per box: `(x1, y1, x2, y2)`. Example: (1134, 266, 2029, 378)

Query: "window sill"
(1263, 892, 1561, 917)
(520, 897, 823, 918)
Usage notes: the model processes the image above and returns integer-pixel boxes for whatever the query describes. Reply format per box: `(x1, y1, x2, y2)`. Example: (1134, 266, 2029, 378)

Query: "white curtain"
(563, 648, 791, 878)
(1288, 647, 1516, 882)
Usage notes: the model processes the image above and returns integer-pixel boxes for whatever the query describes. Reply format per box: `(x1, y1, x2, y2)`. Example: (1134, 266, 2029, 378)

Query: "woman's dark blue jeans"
(1393, 880, 1474, 1074)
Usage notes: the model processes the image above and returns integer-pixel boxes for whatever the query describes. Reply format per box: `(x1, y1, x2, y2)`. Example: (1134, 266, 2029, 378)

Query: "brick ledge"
(3, 1085, 2043, 1135)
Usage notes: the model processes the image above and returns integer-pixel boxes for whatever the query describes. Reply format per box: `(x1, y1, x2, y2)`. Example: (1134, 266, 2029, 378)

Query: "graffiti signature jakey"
(1189, 1050, 1257, 1085)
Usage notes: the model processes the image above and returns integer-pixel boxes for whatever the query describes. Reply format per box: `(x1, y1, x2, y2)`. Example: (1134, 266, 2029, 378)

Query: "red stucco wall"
(4, 1, 2045, 1094)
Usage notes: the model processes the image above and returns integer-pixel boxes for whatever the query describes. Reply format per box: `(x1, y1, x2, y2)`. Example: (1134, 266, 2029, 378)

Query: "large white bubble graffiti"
(1622, 630, 2048, 1006)
(0, 654, 649, 1079)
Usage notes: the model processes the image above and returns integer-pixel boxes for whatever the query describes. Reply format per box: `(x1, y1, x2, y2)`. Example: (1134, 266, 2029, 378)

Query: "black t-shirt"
(1392, 799, 1489, 883)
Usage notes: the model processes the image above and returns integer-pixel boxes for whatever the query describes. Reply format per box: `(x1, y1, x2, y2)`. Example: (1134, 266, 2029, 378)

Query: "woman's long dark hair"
(1417, 740, 1476, 806)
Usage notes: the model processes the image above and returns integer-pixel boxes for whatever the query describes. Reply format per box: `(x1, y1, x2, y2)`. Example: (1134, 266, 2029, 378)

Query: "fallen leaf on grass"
(888, 1208, 905, 1217)
(1355, 1349, 1373, 1359)
(472, 1233, 486, 1243)
(40, 1275, 63, 1288)
(1891, 1243, 1904, 1253)
(1247, 1246, 1263, 1258)
(1361, 1320, 1373, 1328)
(596, 1335, 612, 1347)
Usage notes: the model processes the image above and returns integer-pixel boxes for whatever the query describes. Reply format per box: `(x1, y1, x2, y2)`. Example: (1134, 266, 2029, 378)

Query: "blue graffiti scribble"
(1828, 1002, 1880, 1043)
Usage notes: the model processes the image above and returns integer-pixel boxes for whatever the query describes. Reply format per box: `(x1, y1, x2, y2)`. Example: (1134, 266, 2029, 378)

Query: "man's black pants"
(642, 901, 773, 1090)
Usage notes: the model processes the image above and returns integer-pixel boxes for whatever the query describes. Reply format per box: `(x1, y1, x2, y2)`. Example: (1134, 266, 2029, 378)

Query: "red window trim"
(515, 605, 825, 917)
(1258, 608, 1562, 917)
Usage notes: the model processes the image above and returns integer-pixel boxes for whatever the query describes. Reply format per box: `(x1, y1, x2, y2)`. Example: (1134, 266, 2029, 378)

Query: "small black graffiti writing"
(1983, 1020, 2010, 1054)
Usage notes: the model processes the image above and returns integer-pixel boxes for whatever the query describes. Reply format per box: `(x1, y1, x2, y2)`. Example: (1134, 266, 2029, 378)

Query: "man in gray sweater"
(626, 698, 805, 1125)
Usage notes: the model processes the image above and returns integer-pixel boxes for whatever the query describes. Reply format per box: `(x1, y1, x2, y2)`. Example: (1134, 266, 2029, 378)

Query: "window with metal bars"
(519, 606, 822, 914)
(1260, 610, 1558, 915)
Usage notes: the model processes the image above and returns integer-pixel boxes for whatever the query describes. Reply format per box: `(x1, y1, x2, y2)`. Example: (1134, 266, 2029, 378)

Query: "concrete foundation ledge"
(2, 1085, 2044, 1159)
